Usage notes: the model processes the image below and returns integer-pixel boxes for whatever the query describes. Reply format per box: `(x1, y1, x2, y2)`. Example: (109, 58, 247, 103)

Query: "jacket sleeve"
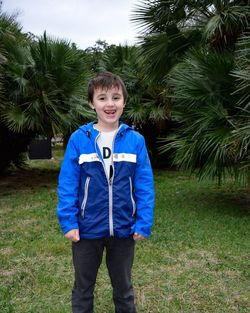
(56, 133, 80, 234)
(133, 135, 154, 238)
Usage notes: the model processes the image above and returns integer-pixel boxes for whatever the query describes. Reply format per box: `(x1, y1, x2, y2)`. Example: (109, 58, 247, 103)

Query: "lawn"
(0, 148, 249, 313)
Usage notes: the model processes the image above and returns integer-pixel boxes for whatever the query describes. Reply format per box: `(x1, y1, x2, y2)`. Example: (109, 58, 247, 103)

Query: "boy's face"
(89, 86, 125, 131)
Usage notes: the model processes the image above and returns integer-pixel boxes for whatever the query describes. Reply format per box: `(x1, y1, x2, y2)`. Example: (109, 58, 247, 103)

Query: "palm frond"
(160, 46, 249, 183)
(203, 4, 250, 48)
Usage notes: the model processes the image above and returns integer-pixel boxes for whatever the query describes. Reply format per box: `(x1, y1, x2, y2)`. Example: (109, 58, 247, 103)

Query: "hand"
(65, 229, 80, 242)
(133, 232, 145, 241)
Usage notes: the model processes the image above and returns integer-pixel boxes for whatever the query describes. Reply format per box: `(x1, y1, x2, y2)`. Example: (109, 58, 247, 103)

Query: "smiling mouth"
(104, 110, 116, 115)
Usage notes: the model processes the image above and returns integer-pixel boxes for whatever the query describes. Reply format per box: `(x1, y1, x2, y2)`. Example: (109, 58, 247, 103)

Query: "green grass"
(0, 149, 249, 312)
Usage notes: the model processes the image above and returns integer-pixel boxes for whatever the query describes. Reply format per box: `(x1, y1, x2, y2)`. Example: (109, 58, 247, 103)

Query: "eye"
(113, 95, 121, 100)
(98, 96, 105, 101)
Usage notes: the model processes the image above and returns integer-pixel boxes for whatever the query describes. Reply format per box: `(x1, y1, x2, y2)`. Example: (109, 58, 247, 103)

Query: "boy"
(56, 71, 154, 313)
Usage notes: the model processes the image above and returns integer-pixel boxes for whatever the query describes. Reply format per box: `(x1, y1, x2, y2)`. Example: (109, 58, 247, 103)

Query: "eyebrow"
(96, 93, 106, 97)
(96, 92, 122, 97)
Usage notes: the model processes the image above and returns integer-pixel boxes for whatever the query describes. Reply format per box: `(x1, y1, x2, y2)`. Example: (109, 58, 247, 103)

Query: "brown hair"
(87, 71, 128, 103)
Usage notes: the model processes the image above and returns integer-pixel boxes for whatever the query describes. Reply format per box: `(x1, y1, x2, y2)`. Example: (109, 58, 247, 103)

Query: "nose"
(106, 97, 115, 106)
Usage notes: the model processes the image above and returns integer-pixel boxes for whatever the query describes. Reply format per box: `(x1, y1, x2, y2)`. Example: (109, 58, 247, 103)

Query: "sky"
(2, 0, 142, 49)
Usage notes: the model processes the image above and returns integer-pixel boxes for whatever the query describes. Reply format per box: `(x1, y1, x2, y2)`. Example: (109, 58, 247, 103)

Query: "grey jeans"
(71, 237, 137, 313)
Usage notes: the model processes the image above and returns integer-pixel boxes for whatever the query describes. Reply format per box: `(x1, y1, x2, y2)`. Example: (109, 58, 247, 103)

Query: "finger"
(74, 235, 80, 242)
(74, 229, 80, 242)
(133, 234, 140, 240)
(72, 233, 80, 242)
(65, 229, 80, 241)
(133, 233, 144, 241)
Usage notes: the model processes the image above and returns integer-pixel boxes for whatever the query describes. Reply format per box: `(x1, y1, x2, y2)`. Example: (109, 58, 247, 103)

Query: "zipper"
(129, 177, 136, 216)
(108, 127, 120, 236)
(81, 177, 90, 218)
(108, 177, 114, 236)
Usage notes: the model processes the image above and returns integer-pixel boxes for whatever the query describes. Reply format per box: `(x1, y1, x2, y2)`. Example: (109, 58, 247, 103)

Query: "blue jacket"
(56, 122, 154, 239)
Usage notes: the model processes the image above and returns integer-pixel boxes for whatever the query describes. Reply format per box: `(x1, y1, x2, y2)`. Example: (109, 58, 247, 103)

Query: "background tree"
(132, 0, 250, 182)
(0, 7, 31, 170)
(230, 32, 250, 182)
(161, 49, 241, 183)
(0, 8, 92, 171)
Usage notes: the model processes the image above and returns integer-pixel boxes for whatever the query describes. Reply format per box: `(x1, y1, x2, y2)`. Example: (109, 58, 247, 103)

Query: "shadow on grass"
(155, 169, 250, 219)
(0, 167, 59, 194)
(185, 189, 250, 217)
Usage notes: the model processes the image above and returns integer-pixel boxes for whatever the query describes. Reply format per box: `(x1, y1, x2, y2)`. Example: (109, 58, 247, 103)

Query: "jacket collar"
(79, 121, 131, 140)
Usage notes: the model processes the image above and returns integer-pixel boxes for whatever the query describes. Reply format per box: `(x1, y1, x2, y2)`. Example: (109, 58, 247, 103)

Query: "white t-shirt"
(97, 130, 117, 179)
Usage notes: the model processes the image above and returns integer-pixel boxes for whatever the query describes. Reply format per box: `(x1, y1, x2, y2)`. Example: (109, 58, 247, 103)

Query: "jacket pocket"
(129, 176, 136, 216)
(81, 177, 90, 219)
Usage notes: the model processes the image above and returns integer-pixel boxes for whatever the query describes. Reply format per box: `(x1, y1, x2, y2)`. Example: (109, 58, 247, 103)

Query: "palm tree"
(2, 32, 92, 135)
(160, 49, 240, 183)
(161, 32, 250, 183)
(230, 32, 250, 182)
(130, 0, 202, 81)
(0, 21, 93, 170)
(0, 8, 32, 170)
(131, 0, 250, 182)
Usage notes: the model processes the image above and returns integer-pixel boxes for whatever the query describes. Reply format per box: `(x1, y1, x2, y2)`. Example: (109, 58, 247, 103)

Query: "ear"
(89, 102, 95, 110)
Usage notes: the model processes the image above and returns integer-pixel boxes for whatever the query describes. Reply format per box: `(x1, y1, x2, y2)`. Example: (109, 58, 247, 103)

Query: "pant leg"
(105, 237, 137, 313)
(71, 239, 104, 313)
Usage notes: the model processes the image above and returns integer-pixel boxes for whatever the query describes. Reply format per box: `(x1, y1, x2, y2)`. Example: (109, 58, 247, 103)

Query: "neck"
(95, 122, 119, 132)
